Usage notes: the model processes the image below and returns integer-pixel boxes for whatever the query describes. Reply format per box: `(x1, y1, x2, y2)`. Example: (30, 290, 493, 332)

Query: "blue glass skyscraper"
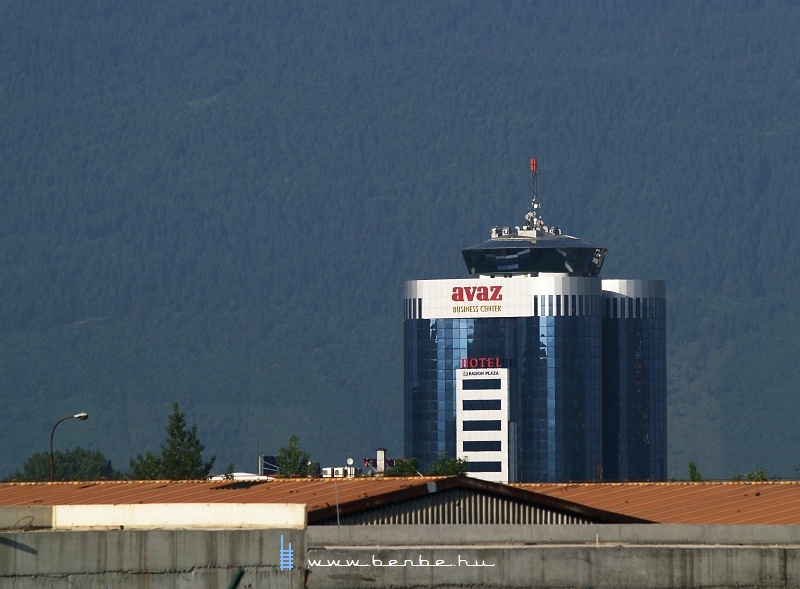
(404, 160, 666, 482)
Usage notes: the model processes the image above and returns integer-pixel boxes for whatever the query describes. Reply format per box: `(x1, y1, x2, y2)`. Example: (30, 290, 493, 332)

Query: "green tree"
(384, 457, 421, 477)
(732, 469, 779, 482)
(688, 461, 703, 482)
(276, 434, 311, 477)
(128, 451, 163, 480)
(9, 448, 122, 482)
(129, 402, 216, 480)
(426, 452, 468, 476)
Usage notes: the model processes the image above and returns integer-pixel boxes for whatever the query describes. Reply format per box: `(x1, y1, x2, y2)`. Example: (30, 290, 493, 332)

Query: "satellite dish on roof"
(346, 457, 354, 466)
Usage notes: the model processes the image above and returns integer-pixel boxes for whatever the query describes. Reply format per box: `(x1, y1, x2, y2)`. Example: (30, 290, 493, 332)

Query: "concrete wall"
(0, 506, 51, 530)
(0, 528, 305, 589)
(3, 524, 800, 588)
(305, 525, 800, 589)
(306, 544, 796, 589)
(309, 523, 800, 546)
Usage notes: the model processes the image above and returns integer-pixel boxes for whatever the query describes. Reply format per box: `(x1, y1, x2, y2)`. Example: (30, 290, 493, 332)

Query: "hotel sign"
(460, 357, 514, 368)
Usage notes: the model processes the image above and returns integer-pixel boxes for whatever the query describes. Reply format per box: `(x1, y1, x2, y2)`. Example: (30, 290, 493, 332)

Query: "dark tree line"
(9, 403, 215, 481)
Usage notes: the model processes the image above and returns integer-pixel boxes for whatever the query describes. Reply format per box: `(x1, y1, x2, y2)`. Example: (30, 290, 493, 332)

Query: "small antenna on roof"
(524, 158, 544, 235)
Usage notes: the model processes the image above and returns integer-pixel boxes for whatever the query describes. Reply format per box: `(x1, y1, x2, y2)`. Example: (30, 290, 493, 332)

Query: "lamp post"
(49, 412, 89, 482)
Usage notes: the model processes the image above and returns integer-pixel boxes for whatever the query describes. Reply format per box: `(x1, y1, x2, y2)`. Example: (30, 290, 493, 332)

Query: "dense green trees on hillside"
(0, 2, 798, 480)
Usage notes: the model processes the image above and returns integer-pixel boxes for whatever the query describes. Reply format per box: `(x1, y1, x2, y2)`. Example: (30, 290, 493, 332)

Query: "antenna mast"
(524, 158, 544, 235)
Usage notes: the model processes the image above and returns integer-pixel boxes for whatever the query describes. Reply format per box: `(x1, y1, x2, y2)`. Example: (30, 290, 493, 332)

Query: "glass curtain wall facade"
(404, 276, 666, 482)
(601, 280, 667, 481)
(404, 276, 607, 482)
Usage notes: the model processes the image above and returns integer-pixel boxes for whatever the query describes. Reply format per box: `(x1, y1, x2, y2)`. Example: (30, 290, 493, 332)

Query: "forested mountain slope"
(1, 1, 798, 479)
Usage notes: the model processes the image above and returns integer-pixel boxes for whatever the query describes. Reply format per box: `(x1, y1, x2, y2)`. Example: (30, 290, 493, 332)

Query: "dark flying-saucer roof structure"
(462, 159, 607, 277)
(462, 232, 607, 276)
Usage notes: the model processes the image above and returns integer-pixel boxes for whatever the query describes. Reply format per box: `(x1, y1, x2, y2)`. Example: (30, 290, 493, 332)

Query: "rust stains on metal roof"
(0, 477, 645, 525)
(521, 482, 800, 525)
(0, 478, 433, 511)
(7, 478, 796, 525)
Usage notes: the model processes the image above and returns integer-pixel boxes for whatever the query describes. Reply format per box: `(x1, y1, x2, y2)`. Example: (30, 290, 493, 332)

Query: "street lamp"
(49, 412, 89, 482)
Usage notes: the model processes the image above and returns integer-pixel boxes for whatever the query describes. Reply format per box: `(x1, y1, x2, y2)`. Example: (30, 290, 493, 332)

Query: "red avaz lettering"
(451, 285, 502, 302)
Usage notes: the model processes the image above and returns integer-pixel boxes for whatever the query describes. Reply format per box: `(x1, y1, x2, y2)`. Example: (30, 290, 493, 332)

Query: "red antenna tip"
(530, 158, 537, 172)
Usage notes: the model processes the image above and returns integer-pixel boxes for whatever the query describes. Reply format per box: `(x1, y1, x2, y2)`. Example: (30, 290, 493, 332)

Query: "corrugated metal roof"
(521, 482, 800, 525)
(0, 477, 645, 525)
(322, 487, 598, 525)
(10, 478, 795, 525)
(0, 478, 432, 512)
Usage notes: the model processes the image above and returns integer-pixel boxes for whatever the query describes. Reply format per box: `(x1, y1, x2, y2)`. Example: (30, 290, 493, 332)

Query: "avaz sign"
(451, 286, 503, 302)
